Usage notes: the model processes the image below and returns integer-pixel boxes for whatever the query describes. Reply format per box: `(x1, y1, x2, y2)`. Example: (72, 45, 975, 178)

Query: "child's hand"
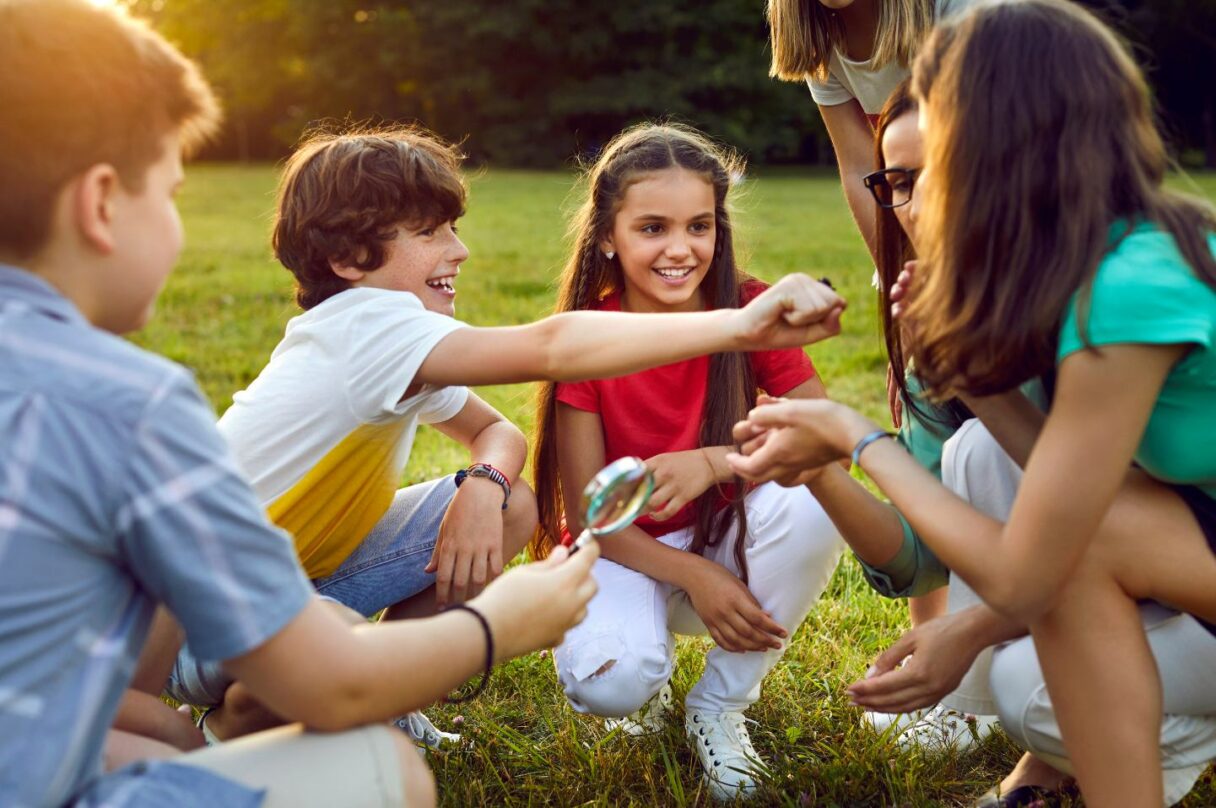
(726, 398, 866, 483)
(427, 479, 507, 607)
(733, 274, 846, 351)
(471, 543, 599, 661)
(682, 557, 787, 652)
(644, 449, 719, 522)
(889, 259, 917, 321)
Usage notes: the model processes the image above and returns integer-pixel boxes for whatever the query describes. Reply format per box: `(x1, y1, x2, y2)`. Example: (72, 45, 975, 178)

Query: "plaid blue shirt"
(0, 265, 311, 807)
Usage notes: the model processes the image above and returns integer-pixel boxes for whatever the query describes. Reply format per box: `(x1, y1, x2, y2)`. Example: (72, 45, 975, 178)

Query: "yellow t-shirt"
(218, 288, 468, 577)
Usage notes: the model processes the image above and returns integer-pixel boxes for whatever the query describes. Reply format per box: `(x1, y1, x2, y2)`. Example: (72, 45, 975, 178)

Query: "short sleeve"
(807, 69, 854, 107)
(556, 379, 600, 414)
(417, 385, 469, 425)
(118, 373, 313, 662)
(751, 348, 816, 396)
(1058, 230, 1216, 362)
(340, 291, 470, 422)
(739, 280, 818, 395)
(854, 514, 950, 598)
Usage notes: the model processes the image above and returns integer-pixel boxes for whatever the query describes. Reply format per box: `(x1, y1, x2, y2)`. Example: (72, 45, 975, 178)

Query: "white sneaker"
(859, 705, 930, 737)
(604, 683, 674, 736)
(895, 704, 999, 753)
(394, 710, 461, 750)
(686, 709, 767, 802)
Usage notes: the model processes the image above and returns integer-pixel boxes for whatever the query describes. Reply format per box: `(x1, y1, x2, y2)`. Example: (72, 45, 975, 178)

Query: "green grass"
(141, 164, 1216, 806)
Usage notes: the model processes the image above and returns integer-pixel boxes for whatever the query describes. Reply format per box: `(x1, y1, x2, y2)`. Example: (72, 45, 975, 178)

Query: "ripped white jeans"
(555, 482, 843, 716)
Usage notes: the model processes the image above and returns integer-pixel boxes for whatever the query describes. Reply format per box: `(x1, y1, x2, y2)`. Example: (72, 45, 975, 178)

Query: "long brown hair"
(874, 79, 971, 429)
(907, 0, 1216, 399)
(768, 0, 935, 82)
(529, 123, 756, 581)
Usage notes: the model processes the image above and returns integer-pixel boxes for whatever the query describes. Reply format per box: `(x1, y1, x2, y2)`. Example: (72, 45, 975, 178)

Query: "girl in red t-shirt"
(529, 123, 843, 801)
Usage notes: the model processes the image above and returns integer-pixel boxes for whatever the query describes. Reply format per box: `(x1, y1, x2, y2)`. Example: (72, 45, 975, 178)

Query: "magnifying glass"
(563, 456, 655, 555)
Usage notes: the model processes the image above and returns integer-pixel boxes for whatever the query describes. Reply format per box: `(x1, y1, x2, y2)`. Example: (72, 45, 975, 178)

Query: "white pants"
(555, 482, 843, 716)
(942, 420, 1216, 806)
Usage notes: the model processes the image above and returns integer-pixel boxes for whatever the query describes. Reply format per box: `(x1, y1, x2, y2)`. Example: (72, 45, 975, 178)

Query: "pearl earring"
(605, 250, 615, 260)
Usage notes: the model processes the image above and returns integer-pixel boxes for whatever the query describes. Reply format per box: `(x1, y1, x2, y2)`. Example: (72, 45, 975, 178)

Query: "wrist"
(835, 406, 883, 459)
(668, 552, 711, 593)
(455, 462, 511, 509)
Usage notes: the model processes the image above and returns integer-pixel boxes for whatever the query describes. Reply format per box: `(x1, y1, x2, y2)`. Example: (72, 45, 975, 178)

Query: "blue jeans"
(166, 476, 455, 706)
(311, 475, 454, 616)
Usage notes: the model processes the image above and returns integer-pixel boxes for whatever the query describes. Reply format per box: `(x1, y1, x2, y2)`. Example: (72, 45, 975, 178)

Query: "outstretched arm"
(414, 274, 844, 388)
(727, 344, 1181, 623)
(225, 543, 599, 732)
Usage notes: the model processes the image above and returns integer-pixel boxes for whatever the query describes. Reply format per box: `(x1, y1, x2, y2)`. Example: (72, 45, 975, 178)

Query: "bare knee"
(502, 480, 538, 561)
(393, 732, 437, 808)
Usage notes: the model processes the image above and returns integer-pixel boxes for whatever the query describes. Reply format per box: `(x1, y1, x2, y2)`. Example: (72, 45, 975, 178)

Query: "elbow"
(297, 681, 370, 732)
(984, 576, 1058, 626)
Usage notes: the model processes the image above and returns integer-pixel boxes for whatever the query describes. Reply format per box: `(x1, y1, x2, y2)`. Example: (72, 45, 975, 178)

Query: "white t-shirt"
(218, 287, 468, 577)
(808, 0, 983, 114)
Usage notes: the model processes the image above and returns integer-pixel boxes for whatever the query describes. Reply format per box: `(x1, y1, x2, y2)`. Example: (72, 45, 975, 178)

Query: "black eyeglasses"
(862, 167, 920, 209)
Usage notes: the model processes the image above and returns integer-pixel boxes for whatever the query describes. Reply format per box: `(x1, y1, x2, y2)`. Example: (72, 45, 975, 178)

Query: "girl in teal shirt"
(728, 2, 1216, 805)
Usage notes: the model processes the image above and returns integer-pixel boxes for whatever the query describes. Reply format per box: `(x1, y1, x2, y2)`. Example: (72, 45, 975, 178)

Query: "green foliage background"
(127, 0, 1216, 167)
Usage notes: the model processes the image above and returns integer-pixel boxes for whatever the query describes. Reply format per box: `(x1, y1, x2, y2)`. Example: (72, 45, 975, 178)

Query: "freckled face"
(604, 168, 717, 314)
(355, 220, 469, 317)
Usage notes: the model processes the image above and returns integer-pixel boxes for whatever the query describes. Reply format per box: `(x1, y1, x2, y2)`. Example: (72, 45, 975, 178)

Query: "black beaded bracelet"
(443, 604, 494, 703)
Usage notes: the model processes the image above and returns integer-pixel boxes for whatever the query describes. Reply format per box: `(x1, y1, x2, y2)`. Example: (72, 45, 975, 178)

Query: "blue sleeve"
(854, 512, 950, 598)
(117, 372, 313, 662)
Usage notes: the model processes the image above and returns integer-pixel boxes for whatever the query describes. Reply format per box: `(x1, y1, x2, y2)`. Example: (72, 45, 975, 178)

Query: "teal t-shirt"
(1058, 220, 1216, 500)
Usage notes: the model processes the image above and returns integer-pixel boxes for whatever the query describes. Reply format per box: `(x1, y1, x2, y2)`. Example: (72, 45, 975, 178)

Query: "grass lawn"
(140, 164, 1216, 806)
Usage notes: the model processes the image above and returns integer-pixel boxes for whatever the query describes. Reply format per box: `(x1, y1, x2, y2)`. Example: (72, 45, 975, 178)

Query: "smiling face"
(350, 219, 469, 316)
(602, 168, 716, 314)
(880, 109, 924, 254)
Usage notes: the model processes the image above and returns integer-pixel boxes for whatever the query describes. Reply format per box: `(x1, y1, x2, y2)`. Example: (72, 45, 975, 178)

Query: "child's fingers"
(742, 606, 788, 641)
(448, 552, 473, 604)
(728, 613, 782, 651)
(731, 419, 765, 445)
(538, 544, 570, 568)
(489, 546, 504, 579)
(872, 632, 916, 676)
(470, 552, 489, 596)
(798, 306, 844, 343)
(557, 538, 599, 578)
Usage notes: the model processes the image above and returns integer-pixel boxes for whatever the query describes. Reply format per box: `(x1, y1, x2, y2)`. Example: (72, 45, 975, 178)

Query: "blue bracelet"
(851, 429, 895, 468)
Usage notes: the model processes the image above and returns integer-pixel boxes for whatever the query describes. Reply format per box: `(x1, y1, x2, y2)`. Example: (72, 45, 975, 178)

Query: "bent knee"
(393, 731, 437, 808)
(989, 639, 1059, 755)
(558, 637, 670, 718)
(502, 480, 539, 558)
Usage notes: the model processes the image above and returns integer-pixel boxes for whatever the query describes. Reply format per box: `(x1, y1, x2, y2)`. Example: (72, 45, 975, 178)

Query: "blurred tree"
(128, 0, 1213, 167)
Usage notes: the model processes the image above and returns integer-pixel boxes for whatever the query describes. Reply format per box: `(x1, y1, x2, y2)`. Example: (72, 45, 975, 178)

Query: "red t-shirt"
(556, 281, 818, 538)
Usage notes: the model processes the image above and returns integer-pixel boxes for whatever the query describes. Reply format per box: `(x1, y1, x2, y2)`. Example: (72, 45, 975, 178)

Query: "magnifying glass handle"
(566, 529, 594, 556)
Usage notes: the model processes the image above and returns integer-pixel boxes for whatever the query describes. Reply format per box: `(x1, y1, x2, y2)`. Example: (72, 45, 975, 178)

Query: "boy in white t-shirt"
(169, 124, 849, 744)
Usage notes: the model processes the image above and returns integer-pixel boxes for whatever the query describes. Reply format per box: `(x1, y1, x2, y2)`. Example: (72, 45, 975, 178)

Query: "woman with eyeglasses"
(860, 79, 1071, 803)
(739, 81, 1060, 800)
(731, 2, 1216, 804)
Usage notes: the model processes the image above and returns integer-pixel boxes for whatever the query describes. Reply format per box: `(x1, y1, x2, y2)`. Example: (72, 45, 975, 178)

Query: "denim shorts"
(166, 476, 455, 706)
(73, 759, 263, 807)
